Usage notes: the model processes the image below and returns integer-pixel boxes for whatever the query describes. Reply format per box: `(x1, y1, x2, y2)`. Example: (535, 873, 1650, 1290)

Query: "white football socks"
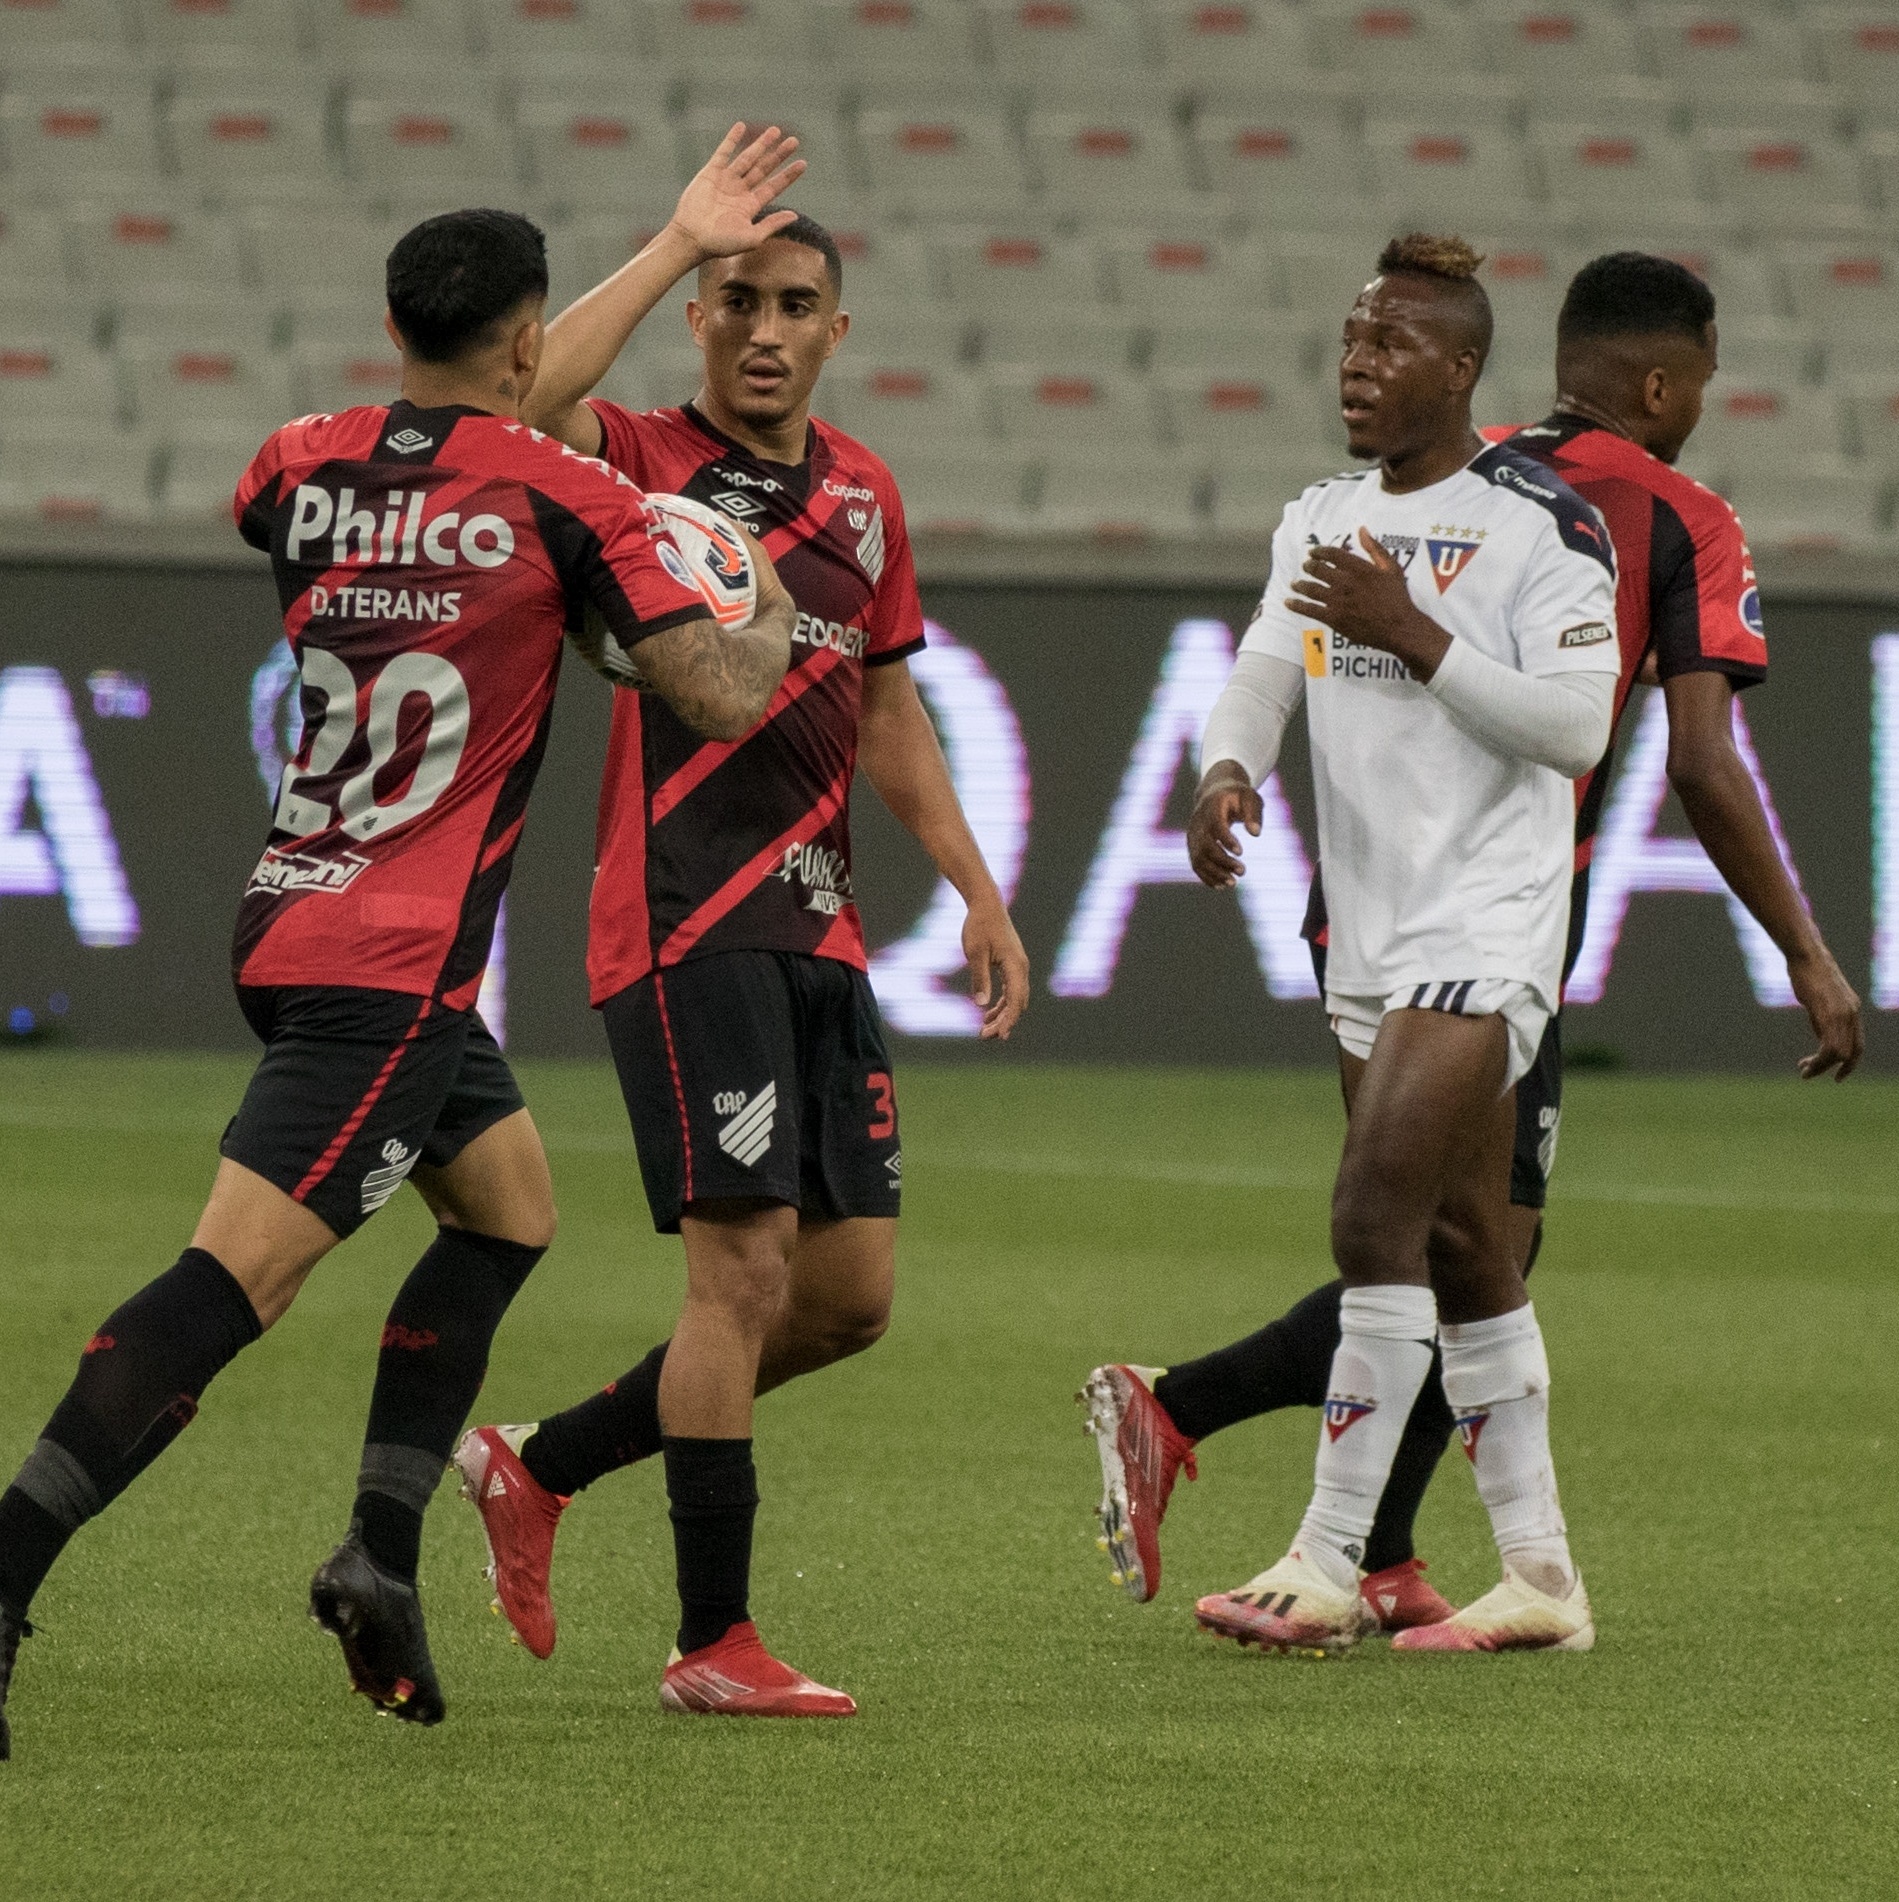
(1295, 1284, 1438, 1593)
(1438, 1302, 1576, 1597)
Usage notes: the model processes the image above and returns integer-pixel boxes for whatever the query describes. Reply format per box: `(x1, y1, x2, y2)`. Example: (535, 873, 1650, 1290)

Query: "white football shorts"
(1327, 980, 1551, 1092)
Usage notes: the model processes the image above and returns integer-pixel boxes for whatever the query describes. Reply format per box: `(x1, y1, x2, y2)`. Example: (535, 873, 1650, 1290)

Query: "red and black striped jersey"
(232, 399, 711, 1008)
(583, 400, 927, 1004)
(1498, 414, 1769, 871)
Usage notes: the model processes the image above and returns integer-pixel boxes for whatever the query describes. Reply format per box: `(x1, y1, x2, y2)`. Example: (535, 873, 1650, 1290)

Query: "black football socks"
(0, 1249, 262, 1618)
(663, 1436, 758, 1656)
(352, 1227, 543, 1582)
(1151, 1279, 1346, 1441)
(519, 1340, 668, 1497)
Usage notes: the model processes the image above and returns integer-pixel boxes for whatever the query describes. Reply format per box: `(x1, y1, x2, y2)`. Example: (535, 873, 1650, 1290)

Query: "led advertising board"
(1, 560, 1892, 1070)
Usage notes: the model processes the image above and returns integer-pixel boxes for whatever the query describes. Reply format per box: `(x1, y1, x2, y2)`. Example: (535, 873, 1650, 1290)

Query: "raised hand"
(667, 124, 808, 263)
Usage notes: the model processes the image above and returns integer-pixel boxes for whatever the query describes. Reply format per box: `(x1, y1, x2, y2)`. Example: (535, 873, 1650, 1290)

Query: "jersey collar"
(681, 401, 818, 502)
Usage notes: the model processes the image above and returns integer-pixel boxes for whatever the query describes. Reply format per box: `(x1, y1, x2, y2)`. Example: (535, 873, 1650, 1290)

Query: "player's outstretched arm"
(1663, 669, 1863, 1079)
(636, 535, 796, 741)
(522, 125, 805, 455)
(858, 659, 1029, 1038)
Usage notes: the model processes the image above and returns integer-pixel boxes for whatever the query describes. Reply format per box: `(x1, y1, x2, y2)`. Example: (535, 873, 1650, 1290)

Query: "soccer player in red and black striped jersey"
(454, 132, 1029, 1716)
(1084, 251, 1863, 1635)
(0, 209, 794, 1757)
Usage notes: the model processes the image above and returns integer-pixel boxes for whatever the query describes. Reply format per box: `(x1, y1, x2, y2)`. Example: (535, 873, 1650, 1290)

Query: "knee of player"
(1329, 1190, 1404, 1280)
(1426, 1211, 1477, 1275)
(823, 1298, 890, 1360)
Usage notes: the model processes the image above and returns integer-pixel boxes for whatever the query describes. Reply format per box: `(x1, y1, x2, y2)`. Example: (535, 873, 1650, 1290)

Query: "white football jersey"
(1240, 444, 1620, 1008)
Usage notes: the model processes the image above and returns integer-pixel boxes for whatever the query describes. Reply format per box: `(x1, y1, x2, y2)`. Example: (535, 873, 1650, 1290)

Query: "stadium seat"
(1643, 8, 1818, 99)
(676, 105, 861, 220)
(866, 446, 1035, 533)
(933, 229, 1099, 316)
(982, 367, 1155, 448)
(291, 337, 405, 414)
(249, 209, 399, 325)
(1846, 370, 1899, 472)
(0, 336, 119, 425)
(815, 362, 990, 459)
(857, 108, 1034, 220)
(1025, 451, 1207, 539)
(0, 77, 162, 200)
(116, 287, 278, 356)
(1307, 3, 1481, 82)
(1192, 114, 1375, 228)
(137, 0, 305, 67)
(519, 94, 679, 214)
(641, 0, 842, 107)
(1665, 245, 1785, 325)
(1807, 9, 1899, 123)
(169, 78, 334, 205)
(1863, 131, 1899, 227)
(305, 0, 480, 73)
(1096, 232, 1272, 318)
(125, 343, 296, 437)
(156, 420, 270, 520)
(1153, 365, 1330, 459)
(1209, 453, 1356, 534)
(1700, 131, 1873, 235)
(0, 207, 73, 297)
(0, 291, 98, 352)
(812, 0, 983, 82)
(1154, 0, 1342, 109)
(1782, 245, 1899, 371)
(1534, 122, 1709, 237)
(1025, 110, 1207, 223)
(0, 428, 156, 525)
(470, 0, 646, 74)
(1270, 230, 1391, 328)
(343, 85, 525, 211)
(69, 207, 247, 298)
(1147, 311, 1318, 383)
(1474, 244, 1573, 387)
(979, 312, 1142, 370)
(1694, 383, 1849, 470)
(977, 0, 1149, 100)
(0, 0, 131, 53)
(1722, 462, 1887, 549)
(1365, 123, 1541, 228)
(1476, 2, 1646, 100)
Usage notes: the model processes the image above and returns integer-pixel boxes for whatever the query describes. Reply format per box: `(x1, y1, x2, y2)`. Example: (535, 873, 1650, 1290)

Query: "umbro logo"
(710, 489, 765, 519)
(717, 1081, 777, 1167)
(387, 428, 434, 454)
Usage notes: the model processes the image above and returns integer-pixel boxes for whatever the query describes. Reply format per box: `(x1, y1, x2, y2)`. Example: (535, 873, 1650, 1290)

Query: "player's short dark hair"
(1558, 252, 1717, 346)
(385, 209, 550, 364)
(1372, 232, 1493, 362)
(699, 209, 843, 299)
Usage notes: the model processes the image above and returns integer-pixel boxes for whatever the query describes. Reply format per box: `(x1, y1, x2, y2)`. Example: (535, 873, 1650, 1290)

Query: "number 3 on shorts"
(866, 1071, 896, 1140)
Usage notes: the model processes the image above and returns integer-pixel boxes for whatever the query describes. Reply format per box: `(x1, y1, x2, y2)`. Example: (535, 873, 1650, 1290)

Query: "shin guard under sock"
(354, 1227, 543, 1582)
(0, 1248, 261, 1616)
(520, 1340, 668, 1498)
(1152, 1280, 1345, 1441)
(663, 1437, 758, 1656)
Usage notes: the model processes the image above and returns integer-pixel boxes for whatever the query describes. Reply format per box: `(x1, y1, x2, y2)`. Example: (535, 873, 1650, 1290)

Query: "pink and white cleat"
(1079, 1363, 1197, 1602)
(453, 1424, 568, 1661)
(1392, 1567, 1594, 1652)
(660, 1622, 857, 1717)
(1195, 1547, 1378, 1656)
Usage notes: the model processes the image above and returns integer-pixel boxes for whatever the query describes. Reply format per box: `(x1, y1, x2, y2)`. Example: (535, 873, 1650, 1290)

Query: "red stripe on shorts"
(292, 997, 433, 1205)
(652, 971, 693, 1202)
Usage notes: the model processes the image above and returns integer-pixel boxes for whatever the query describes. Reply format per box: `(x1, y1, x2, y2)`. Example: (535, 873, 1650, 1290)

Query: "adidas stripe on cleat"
(1079, 1363, 1196, 1603)
(1360, 1557, 1457, 1631)
(660, 1622, 856, 1718)
(1194, 1548, 1378, 1656)
(453, 1424, 568, 1661)
(308, 1536, 446, 1724)
(1392, 1567, 1594, 1653)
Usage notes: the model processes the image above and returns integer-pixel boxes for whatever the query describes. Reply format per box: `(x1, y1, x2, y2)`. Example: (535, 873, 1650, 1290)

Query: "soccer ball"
(644, 492, 758, 632)
(570, 494, 758, 690)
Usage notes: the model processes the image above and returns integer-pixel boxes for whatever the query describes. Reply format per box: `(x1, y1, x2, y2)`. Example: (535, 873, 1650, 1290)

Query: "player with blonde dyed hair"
(1085, 234, 1620, 1654)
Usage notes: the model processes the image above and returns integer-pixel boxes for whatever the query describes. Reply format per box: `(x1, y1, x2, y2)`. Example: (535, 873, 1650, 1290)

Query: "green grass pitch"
(1, 1054, 1895, 1900)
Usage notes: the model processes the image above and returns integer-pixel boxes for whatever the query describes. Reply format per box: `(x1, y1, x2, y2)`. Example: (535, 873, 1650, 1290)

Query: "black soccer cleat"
(308, 1537, 446, 1726)
(0, 1605, 31, 1763)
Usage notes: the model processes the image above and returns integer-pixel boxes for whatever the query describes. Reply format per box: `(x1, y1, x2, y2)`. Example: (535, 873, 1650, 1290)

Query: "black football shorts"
(1307, 936, 1562, 1211)
(602, 949, 902, 1235)
(221, 985, 526, 1240)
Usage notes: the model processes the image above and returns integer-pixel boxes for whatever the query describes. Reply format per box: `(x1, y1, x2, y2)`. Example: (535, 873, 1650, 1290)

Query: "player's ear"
(1447, 346, 1482, 395)
(685, 298, 707, 348)
(383, 308, 403, 354)
(1642, 365, 1669, 416)
(826, 308, 849, 359)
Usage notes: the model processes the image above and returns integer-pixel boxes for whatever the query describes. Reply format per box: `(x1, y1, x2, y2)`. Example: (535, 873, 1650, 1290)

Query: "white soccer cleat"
(1391, 1566, 1594, 1653)
(1194, 1547, 1377, 1656)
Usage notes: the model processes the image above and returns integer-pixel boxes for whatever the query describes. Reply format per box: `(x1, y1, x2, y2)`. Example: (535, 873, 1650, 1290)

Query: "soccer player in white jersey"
(1097, 235, 1621, 1655)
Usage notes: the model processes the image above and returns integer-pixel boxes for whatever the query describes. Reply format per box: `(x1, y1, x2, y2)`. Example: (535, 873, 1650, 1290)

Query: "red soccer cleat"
(1080, 1364, 1198, 1602)
(453, 1424, 568, 1661)
(659, 1622, 857, 1717)
(1359, 1558, 1457, 1631)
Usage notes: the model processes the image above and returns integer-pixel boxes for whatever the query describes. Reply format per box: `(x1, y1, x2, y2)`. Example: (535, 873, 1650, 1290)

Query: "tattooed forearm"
(636, 594, 793, 740)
